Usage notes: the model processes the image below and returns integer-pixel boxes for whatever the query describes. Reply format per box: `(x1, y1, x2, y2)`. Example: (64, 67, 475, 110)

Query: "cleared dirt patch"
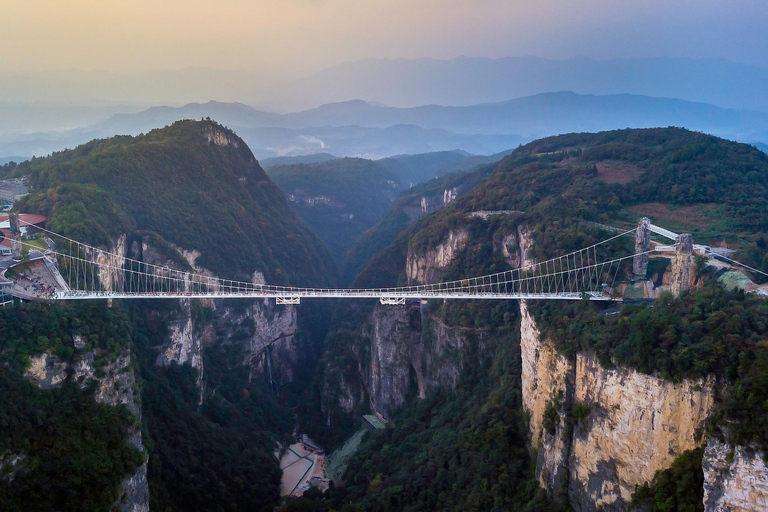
(279, 443, 326, 497)
(626, 202, 718, 230)
(595, 160, 644, 184)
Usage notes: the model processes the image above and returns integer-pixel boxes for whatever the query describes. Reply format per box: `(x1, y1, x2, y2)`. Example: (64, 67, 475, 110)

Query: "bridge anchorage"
(1, 217, 763, 305)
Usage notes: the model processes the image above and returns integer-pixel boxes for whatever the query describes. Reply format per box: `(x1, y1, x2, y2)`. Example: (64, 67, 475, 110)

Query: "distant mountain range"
(3, 91, 768, 161)
(3, 57, 768, 111)
(273, 56, 768, 111)
(260, 153, 339, 168)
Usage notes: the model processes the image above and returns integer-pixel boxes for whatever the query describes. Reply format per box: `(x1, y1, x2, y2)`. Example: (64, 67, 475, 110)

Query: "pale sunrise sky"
(2, 0, 767, 76)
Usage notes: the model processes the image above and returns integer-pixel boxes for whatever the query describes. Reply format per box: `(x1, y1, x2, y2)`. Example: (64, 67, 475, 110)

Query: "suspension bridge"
(1, 215, 755, 305)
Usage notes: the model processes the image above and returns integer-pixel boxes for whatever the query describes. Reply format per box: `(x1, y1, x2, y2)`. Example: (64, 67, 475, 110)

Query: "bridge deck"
(54, 291, 616, 301)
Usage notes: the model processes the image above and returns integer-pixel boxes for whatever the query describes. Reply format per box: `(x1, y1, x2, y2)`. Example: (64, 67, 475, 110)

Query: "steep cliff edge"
(703, 438, 768, 511)
(25, 349, 149, 512)
(406, 228, 468, 285)
(301, 128, 768, 512)
(4, 120, 337, 511)
(522, 299, 716, 510)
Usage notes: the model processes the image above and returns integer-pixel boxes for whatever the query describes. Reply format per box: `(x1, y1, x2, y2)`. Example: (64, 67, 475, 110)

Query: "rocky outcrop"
(25, 351, 68, 388)
(240, 299, 298, 384)
(96, 234, 127, 292)
(203, 124, 239, 148)
(0, 452, 27, 482)
(520, 300, 716, 511)
(520, 300, 572, 495)
(406, 229, 468, 285)
(568, 354, 714, 510)
(157, 299, 205, 388)
(363, 304, 422, 420)
(500, 225, 535, 270)
(703, 438, 768, 512)
(24, 347, 149, 512)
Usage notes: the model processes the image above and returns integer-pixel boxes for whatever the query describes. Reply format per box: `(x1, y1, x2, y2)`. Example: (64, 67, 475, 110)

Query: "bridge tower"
(8, 213, 21, 259)
(633, 217, 651, 276)
(671, 233, 694, 295)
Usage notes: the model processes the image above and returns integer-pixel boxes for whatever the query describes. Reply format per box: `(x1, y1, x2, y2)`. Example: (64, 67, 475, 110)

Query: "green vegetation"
(308, 128, 768, 510)
(377, 150, 470, 185)
(290, 305, 556, 512)
(127, 299, 295, 511)
(267, 157, 401, 266)
(0, 302, 143, 511)
(13, 120, 337, 285)
(344, 164, 491, 284)
(630, 448, 704, 512)
(535, 281, 768, 451)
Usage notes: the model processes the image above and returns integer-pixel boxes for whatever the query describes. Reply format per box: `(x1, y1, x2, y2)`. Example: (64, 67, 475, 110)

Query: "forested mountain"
(0, 121, 338, 511)
(6, 120, 336, 284)
(266, 158, 401, 265)
(261, 153, 339, 168)
(6, 90, 768, 164)
(4, 124, 768, 511)
(294, 128, 768, 511)
(376, 150, 470, 185)
(342, 166, 492, 284)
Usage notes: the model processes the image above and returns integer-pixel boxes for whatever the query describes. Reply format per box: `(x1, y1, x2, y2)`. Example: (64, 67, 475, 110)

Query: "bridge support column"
(9, 213, 21, 259)
(671, 233, 694, 295)
(633, 217, 651, 276)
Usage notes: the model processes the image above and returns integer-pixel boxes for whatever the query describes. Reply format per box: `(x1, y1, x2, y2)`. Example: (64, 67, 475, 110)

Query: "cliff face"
(25, 348, 149, 512)
(520, 300, 716, 511)
(568, 353, 714, 510)
(225, 299, 299, 384)
(363, 304, 423, 420)
(406, 229, 468, 285)
(519, 300, 572, 495)
(703, 438, 768, 511)
(324, 228, 481, 422)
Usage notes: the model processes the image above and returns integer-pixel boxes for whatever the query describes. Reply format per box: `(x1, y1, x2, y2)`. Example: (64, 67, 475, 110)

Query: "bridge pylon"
(633, 217, 651, 276)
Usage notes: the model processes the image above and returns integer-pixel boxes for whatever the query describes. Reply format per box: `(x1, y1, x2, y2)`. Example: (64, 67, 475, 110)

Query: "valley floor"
(279, 443, 326, 497)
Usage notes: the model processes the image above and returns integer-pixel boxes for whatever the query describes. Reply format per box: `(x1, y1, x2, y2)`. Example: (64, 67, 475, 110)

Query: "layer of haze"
(3, 0, 767, 76)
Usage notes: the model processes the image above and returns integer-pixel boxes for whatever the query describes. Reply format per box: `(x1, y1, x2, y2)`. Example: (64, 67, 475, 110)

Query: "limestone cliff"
(703, 438, 768, 511)
(520, 300, 716, 511)
(25, 348, 149, 512)
(406, 228, 468, 285)
(568, 353, 714, 510)
(362, 304, 423, 420)
(220, 299, 299, 384)
(519, 300, 572, 495)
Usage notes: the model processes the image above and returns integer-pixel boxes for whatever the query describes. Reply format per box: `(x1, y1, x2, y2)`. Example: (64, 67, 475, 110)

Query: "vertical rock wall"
(703, 438, 768, 512)
(406, 229, 468, 285)
(520, 301, 716, 511)
(24, 349, 149, 512)
(568, 353, 714, 510)
(519, 300, 573, 495)
(364, 304, 423, 420)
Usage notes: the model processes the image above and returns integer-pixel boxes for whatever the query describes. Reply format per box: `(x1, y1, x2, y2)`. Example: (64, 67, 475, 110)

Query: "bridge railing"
(15, 220, 639, 301)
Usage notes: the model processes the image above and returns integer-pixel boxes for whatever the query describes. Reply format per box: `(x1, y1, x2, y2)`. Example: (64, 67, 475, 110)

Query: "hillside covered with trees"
(292, 128, 768, 511)
(4, 120, 337, 285)
(266, 158, 401, 265)
(0, 121, 341, 511)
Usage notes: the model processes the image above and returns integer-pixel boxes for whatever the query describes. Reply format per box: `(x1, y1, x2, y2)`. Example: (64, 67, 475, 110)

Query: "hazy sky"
(3, 0, 767, 76)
